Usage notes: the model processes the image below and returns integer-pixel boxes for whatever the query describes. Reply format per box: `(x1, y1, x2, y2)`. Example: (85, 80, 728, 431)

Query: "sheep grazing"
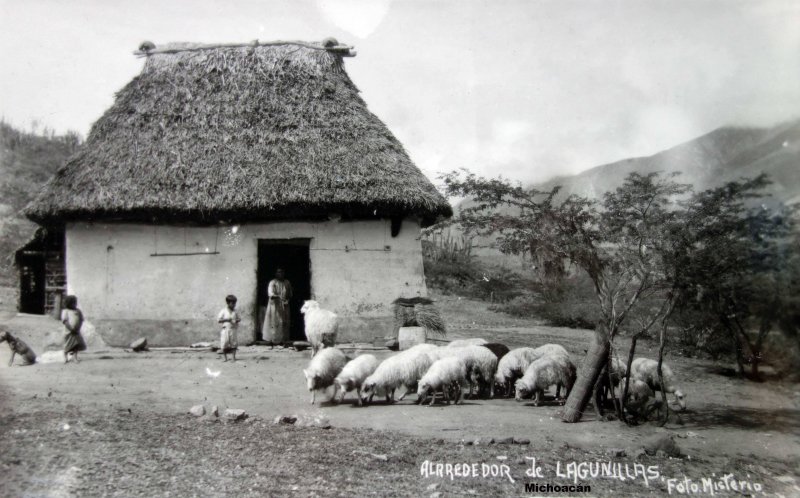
(630, 358, 686, 411)
(362, 346, 434, 404)
(303, 347, 347, 404)
(494, 344, 570, 397)
(621, 378, 655, 412)
(515, 355, 577, 406)
(300, 300, 339, 357)
(446, 338, 487, 348)
(333, 354, 379, 406)
(417, 357, 468, 406)
(481, 343, 510, 360)
(427, 345, 498, 398)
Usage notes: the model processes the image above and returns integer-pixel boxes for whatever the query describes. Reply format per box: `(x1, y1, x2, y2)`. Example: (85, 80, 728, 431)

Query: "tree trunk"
(607, 349, 622, 420)
(620, 335, 639, 425)
(722, 316, 746, 377)
(562, 327, 610, 423)
(750, 320, 770, 381)
(657, 321, 670, 427)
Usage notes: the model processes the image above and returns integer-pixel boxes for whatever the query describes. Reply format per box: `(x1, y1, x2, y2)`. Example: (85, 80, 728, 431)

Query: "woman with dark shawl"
(61, 295, 87, 363)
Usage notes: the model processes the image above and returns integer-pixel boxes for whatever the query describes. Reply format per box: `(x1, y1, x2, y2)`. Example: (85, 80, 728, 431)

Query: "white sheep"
(620, 378, 655, 410)
(361, 347, 434, 404)
(446, 338, 488, 348)
(333, 354, 379, 406)
(303, 347, 348, 404)
(394, 343, 440, 400)
(515, 355, 577, 406)
(416, 357, 468, 406)
(630, 357, 686, 411)
(426, 345, 498, 398)
(494, 344, 570, 397)
(300, 300, 338, 357)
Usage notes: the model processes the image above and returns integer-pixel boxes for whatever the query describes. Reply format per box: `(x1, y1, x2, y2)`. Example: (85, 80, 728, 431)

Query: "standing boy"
(218, 295, 241, 362)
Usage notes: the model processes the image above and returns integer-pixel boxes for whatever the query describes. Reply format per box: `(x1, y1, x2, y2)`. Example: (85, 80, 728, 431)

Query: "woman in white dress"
(262, 268, 292, 346)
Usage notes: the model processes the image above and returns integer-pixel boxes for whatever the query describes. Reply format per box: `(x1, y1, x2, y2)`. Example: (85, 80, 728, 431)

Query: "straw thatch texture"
(392, 297, 446, 338)
(25, 42, 452, 226)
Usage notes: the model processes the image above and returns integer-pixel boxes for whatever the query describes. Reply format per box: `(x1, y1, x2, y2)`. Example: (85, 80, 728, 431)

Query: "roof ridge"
(134, 38, 356, 58)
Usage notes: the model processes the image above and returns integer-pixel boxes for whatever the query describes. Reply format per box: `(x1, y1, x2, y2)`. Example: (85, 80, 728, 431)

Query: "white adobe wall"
(65, 219, 427, 346)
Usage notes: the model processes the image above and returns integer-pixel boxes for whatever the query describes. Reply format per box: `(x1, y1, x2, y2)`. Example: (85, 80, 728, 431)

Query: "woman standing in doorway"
(262, 268, 293, 346)
(61, 295, 87, 363)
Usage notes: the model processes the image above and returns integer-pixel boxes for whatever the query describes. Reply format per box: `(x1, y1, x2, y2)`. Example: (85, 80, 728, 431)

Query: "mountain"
(531, 119, 800, 205)
(0, 122, 81, 285)
(457, 119, 800, 266)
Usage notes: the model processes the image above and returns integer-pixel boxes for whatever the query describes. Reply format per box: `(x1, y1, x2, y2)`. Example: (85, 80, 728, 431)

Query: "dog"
(0, 330, 37, 366)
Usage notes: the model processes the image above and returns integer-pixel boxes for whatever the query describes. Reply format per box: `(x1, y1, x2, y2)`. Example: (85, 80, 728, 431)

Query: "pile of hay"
(392, 297, 446, 338)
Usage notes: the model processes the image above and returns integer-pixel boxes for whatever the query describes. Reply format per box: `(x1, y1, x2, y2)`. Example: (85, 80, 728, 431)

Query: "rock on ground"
(189, 405, 205, 417)
(224, 409, 247, 421)
(642, 434, 682, 457)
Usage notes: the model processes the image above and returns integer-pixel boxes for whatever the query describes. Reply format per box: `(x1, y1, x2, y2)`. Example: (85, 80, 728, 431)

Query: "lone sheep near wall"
(300, 300, 339, 357)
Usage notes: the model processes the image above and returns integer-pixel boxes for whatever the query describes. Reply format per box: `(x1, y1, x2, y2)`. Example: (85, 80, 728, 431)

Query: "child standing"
(61, 295, 86, 363)
(218, 295, 241, 362)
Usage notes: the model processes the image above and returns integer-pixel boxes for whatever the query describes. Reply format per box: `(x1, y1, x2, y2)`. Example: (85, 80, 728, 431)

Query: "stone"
(274, 415, 297, 425)
(385, 339, 399, 351)
(430, 493, 442, 498)
(398, 327, 426, 350)
(130, 337, 148, 352)
(293, 341, 311, 351)
(189, 405, 205, 417)
(426, 483, 439, 491)
(513, 437, 530, 445)
(496, 437, 514, 445)
(642, 434, 682, 458)
(224, 409, 247, 421)
(210, 406, 219, 417)
(294, 414, 331, 429)
(607, 448, 627, 458)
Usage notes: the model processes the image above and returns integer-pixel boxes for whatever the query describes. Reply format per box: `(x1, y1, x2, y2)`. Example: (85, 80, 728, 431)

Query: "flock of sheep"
(301, 338, 686, 411)
(298, 300, 686, 412)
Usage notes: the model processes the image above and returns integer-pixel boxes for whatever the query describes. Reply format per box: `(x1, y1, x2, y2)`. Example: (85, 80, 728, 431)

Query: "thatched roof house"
(27, 40, 450, 226)
(23, 40, 451, 346)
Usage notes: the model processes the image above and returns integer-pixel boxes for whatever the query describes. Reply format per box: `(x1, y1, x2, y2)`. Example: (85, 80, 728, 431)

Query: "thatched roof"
(25, 40, 452, 226)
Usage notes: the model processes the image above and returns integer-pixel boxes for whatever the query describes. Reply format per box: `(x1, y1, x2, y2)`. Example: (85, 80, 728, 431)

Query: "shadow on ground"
(683, 404, 800, 433)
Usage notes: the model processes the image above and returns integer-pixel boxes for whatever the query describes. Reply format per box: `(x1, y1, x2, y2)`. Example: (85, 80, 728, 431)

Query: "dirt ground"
(1, 291, 799, 496)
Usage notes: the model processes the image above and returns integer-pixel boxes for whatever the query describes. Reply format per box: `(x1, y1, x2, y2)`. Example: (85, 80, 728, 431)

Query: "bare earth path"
(1, 292, 799, 496)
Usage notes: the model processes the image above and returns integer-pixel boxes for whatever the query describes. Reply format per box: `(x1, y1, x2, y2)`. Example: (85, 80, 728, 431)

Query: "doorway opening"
(15, 227, 66, 316)
(256, 239, 311, 342)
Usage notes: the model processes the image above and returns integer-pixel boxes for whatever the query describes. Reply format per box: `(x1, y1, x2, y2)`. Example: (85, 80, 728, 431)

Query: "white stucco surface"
(65, 219, 427, 345)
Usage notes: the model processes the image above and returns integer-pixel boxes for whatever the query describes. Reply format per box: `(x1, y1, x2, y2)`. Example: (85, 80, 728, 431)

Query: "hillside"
(0, 122, 80, 285)
(458, 119, 800, 266)
(533, 119, 800, 205)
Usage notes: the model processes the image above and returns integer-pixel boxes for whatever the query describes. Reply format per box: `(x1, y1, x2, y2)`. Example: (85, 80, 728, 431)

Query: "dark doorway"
(256, 239, 312, 342)
(15, 227, 65, 316)
(18, 254, 46, 314)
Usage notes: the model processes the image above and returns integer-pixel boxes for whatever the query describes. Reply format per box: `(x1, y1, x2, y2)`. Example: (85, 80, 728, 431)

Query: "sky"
(1, 0, 798, 185)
